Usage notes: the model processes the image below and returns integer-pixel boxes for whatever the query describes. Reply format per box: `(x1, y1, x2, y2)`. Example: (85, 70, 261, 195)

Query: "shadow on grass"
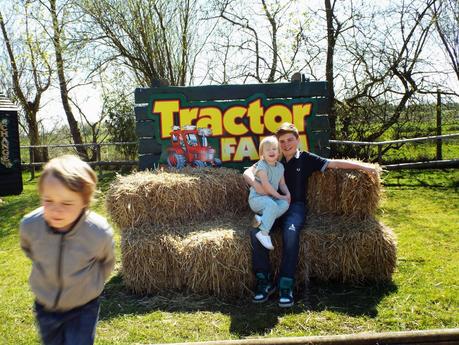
(306, 279, 397, 317)
(99, 274, 397, 337)
(0, 193, 40, 238)
(382, 168, 459, 190)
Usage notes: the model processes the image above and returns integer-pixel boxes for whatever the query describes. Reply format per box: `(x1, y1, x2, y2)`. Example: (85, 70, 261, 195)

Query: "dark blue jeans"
(250, 201, 306, 279)
(34, 297, 100, 345)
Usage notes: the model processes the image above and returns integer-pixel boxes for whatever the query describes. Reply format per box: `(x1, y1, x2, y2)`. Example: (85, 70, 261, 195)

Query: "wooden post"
(29, 146, 35, 180)
(377, 144, 382, 164)
(96, 144, 102, 177)
(436, 89, 442, 160)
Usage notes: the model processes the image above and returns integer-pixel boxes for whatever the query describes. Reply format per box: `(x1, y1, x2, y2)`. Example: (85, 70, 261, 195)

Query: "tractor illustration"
(166, 125, 222, 168)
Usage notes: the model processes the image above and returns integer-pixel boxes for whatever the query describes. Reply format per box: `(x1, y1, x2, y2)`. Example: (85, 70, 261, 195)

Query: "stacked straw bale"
(120, 215, 396, 297)
(107, 164, 396, 298)
(307, 163, 382, 218)
(106, 167, 248, 229)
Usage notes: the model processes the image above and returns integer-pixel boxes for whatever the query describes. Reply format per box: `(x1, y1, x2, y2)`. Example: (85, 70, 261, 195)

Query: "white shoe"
(256, 231, 274, 250)
(252, 214, 262, 228)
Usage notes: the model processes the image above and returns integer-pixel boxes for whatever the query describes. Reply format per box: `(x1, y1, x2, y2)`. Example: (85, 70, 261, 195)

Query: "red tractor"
(166, 125, 222, 168)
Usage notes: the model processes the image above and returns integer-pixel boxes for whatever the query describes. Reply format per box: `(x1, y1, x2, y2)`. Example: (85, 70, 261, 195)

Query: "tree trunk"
(325, 0, 337, 147)
(50, 0, 88, 160)
(25, 108, 48, 163)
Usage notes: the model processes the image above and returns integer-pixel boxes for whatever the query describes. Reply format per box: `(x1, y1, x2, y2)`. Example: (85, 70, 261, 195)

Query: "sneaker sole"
(252, 288, 276, 304)
(278, 301, 294, 308)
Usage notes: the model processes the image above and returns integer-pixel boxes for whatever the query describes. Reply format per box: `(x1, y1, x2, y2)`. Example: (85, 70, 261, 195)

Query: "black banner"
(0, 104, 22, 196)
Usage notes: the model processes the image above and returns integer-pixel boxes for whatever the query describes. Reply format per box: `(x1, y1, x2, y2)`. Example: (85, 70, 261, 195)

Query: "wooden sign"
(135, 77, 330, 170)
(0, 95, 22, 196)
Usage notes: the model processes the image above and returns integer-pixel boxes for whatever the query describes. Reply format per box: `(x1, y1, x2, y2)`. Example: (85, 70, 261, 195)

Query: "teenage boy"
(243, 122, 376, 307)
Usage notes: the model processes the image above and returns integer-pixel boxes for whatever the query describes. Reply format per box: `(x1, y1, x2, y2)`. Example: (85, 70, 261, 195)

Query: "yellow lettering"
(179, 107, 199, 127)
(196, 107, 223, 136)
(264, 105, 292, 133)
(0, 120, 12, 168)
(224, 106, 248, 136)
(153, 100, 180, 139)
(292, 103, 312, 132)
(234, 137, 258, 161)
(220, 137, 237, 162)
(247, 99, 264, 134)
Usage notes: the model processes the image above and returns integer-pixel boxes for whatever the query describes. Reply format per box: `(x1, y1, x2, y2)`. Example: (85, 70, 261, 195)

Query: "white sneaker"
(256, 231, 274, 250)
(252, 214, 262, 228)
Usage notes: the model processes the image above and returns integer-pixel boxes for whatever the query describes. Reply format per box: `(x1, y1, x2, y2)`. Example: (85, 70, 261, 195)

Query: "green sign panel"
(135, 79, 330, 170)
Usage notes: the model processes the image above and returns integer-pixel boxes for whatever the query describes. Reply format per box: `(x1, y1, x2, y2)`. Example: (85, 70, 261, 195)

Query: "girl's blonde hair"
(38, 155, 97, 205)
(258, 136, 280, 159)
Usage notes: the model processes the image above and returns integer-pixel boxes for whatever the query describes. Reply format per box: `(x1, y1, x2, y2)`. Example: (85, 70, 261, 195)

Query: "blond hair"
(38, 155, 97, 205)
(258, 136, 280, 159)
(275, 122, 299, 139)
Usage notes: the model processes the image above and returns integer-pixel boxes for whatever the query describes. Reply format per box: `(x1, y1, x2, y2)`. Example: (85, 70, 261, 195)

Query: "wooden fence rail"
(20, 133, 459, 177)
(330, 133, 459, 165)
(155, 328, 459, 345)
(21, 142, 137, 179)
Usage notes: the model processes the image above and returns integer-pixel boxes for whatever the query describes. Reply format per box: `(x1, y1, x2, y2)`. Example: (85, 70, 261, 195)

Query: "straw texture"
(120, 215, 396, 297)
(107, 163, 396, 297)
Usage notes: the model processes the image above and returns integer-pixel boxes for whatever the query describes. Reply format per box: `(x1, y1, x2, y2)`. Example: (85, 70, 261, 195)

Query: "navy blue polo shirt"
(281, 151, 329, 203)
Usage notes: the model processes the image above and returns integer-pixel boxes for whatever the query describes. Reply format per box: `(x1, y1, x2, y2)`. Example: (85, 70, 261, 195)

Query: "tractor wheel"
(168, 153, 186, 169)
(213, 158, 222, 167)
(193, 160, 207, 168)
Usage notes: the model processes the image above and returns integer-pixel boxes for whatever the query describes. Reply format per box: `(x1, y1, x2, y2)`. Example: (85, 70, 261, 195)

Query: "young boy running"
(20, 155, 115, 345)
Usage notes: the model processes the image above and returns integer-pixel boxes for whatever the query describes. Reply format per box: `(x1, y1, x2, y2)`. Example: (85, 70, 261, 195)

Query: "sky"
(1, 0, 457, 133)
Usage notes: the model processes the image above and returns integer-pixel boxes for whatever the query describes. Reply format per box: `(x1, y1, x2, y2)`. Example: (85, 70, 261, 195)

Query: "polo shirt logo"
(288, 224, 296, 231)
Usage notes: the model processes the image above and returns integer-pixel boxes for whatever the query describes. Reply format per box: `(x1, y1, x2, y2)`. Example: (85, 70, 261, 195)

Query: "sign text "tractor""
(152, 97, 313, 139)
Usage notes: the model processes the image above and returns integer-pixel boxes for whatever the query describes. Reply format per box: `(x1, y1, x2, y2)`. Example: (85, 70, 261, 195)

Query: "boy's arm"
(327, 159, 378, 175)
(100, 230, 116, 281)
(243, 164, 267, 195)
(19, 225, 33, 260)
(279, 176, 291, 203)
(257, 170, 284, 199)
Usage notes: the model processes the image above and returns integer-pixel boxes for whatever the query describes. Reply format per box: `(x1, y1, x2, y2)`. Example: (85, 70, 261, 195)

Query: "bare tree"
(315, 0, 440, 148)
(45, 0, 89, 160)
(432, 0, 459, 82)
(79, 0, 207, 86)
(324, 0, 357, 140)
(207, 0, 307, 84)
(0, 6, 52, 162)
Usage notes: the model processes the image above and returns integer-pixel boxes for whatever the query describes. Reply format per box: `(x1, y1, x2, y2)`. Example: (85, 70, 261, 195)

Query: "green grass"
(0, 170, 458, 344)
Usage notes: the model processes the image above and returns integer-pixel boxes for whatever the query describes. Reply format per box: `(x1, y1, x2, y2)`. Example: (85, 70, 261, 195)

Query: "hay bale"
(121, 227, 184, 293)
(106, 163, 382, 231)
(307, 165, 382, 219)
(111, 160, 392, 297)
(181, 217, 253, 296)
(120, 215, 396, 297)
(302, 216, 396, 283)
(106, 167, 249, 229)
(120, 214, 254, 297)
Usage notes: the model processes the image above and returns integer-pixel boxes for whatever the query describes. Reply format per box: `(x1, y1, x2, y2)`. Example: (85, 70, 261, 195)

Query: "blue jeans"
(249, 195, 289, 233)
(250, 202, 306, 279)
(34, 297, 100, 345)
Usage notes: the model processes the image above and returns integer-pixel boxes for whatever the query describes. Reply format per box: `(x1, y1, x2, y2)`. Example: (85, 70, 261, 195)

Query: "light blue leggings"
(248, 195, 289, 233)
